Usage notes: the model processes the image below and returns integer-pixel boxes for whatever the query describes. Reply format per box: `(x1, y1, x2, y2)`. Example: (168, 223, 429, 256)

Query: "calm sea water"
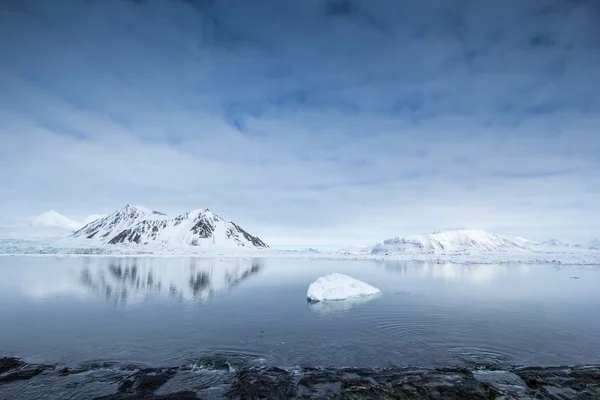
(1, 256, 599, 369)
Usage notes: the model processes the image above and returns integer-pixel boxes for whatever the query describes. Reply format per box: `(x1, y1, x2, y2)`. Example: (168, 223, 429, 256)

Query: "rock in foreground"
(229, 365, 600, 399)
(2, 357, 600, 399)
(307, 273, 381, 302)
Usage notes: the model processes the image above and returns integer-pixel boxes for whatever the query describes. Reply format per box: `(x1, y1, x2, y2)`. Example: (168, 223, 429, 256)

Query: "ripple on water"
(318, 299, 596, 368)
(187, 350, 268, 371)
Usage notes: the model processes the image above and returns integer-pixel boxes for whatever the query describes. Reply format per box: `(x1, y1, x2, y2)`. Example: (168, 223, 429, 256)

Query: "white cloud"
(0, 0, 599, 246)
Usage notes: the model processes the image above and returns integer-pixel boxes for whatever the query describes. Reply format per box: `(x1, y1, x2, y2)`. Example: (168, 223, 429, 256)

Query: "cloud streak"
(0, 0, 599, 245)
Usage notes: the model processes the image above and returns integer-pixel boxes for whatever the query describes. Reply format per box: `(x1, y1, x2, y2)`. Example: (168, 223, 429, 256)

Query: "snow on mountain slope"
(534, 239, 580, 249)
(82, 214, 105, 226)
(371, 229, 528, 255)
(513, 236, 537, 247)
(586, 239, 600, 250)
(30, 210, 82, 231)
(73, 205, 167, 240)
(72, 205, 268, 249)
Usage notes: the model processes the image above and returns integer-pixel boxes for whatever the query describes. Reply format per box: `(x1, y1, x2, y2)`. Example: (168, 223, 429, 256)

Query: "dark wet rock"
(0, 366, 51, 382)
(228, 366, 497, 399)
(118, 368, 177, 393)
(0, 357, 23, 374)
(228, 367, 296, 399)
(524, 377, 541, 389)
(0, 365, 50, 382)
(95, 390, 201, 399)
(514, 366, 600, 399)
(0, 357, 54, 382)
(472, 370, 527, 395)
(3, 357, 600, 399)
(228, 365, 600, 399)
(95, 368, 202, 399)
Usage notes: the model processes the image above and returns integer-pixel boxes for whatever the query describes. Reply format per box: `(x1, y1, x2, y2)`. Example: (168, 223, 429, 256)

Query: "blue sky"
(1, 0, 599, 246)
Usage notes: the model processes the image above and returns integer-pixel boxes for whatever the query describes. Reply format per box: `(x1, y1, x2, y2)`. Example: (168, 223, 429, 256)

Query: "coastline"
(1, 238, 600, 265)
(2, 356, 600, 399)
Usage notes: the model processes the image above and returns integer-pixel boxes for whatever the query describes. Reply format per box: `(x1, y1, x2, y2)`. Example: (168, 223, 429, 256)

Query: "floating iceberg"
(306, 273, 381, 302)
(308, 294, 378, 313)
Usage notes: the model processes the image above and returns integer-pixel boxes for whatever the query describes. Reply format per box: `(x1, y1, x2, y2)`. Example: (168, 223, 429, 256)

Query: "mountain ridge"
(370, 229, 570, 255)
(72, 205, 268, 249)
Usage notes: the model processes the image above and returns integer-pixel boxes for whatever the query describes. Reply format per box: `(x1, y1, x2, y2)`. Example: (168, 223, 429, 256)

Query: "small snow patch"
(307, 273, 380, 302)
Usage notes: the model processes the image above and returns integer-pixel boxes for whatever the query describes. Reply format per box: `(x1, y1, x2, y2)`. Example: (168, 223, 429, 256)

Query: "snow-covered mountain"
(513, 236, 537, 247)
(371, 229, 528, 255)
(74, 205, 165, 240)
(535, 239, 579, 248)
(72, 205, 268, 249)
(82, 214, 105, 226)
(28, 211, 105, 233)
(30, 210, 82, 231)
(587, 239, 600, 250)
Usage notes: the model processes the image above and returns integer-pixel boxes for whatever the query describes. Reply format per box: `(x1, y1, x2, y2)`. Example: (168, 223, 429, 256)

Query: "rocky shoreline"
(2, 357, 600, 399)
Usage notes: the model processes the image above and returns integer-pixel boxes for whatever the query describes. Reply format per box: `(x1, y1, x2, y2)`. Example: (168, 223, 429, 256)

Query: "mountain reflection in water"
(1, 257, 600, 370)
(78, 257, 263, 304)
(381, 260, 507, 284)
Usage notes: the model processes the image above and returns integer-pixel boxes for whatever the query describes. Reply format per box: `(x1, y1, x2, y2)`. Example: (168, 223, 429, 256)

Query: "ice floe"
(306, 273, 380, 302)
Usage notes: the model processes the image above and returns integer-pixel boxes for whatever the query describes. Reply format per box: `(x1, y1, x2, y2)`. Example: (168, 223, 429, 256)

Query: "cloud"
(0, 0, 599, 246)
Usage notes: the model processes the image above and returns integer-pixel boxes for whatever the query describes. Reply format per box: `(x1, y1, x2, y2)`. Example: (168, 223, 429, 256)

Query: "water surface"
(1, 256, 599, 368)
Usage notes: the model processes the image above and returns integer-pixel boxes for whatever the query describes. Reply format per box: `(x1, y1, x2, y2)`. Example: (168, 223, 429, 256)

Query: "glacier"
(307, 273, 381, 302)
(0, 238, 599, 265)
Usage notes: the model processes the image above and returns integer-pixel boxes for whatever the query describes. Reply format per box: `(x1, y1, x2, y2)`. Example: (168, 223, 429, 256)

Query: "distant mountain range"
(30, 210, 104, 231)
(71, 205, 268, 249)
(588, 239, 600, 250)
(24, 208, 599, 254)
(371, 230, 525, 255)
(368, 229, 599, 255)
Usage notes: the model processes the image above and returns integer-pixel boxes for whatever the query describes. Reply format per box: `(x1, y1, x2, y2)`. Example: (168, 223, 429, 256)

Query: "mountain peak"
(72, 205, 268, 249)
(121, 204, 152, 214)
(30, 210, 82, 231)
(73, 205, 158, 239)
(37, 210, 65, 221)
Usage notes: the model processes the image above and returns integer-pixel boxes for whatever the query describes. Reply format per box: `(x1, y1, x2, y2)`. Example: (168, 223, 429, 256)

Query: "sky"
(0, 0, 599, 247)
